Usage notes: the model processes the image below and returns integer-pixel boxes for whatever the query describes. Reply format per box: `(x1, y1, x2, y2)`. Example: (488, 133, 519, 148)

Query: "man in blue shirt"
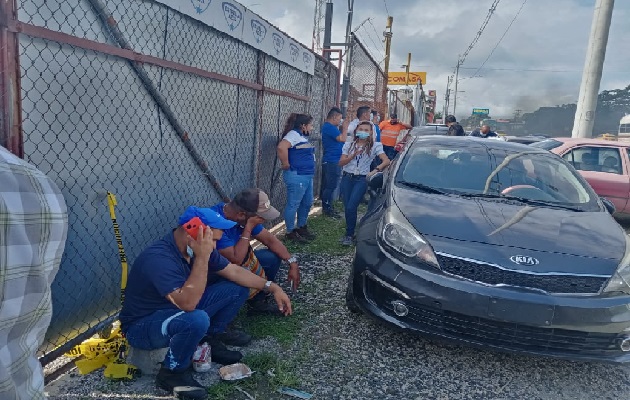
(320, 107, 347, 217)
(119, 206, 292, 399)
(211, 188, 301, 316)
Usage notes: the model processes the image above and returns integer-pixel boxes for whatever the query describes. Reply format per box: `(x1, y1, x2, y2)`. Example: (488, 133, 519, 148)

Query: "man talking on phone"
(119, 206, 292, 399)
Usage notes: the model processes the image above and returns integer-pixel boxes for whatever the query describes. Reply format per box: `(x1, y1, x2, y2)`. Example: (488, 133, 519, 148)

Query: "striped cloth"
(0, 146, 68, 400)
(242, 247, 266, 299)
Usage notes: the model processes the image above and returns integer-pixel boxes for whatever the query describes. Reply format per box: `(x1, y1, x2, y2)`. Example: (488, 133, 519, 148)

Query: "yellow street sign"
(387, 71, 427, 86)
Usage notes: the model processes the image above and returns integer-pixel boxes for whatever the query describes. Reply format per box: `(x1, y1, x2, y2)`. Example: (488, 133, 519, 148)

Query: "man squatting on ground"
(119, 206, 292, 399)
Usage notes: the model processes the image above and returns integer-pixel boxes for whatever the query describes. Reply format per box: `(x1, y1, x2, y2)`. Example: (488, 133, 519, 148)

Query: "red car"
(532, 138, 630, 214)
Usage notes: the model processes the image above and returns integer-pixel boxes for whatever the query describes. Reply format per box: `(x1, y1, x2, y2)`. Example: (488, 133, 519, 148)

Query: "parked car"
(347, 136, 630, 362)
(410, 125, 449, 136)
(502, 135, 548, 145)
(532, 138, 630, 214)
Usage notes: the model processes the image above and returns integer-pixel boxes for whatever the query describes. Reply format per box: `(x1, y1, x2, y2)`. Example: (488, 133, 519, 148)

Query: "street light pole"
(453, 57, 461, 117)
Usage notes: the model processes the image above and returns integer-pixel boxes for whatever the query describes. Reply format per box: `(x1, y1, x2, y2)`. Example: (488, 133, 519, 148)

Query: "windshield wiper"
(397, 181, 448, 195)
(458, 192, 583, 211)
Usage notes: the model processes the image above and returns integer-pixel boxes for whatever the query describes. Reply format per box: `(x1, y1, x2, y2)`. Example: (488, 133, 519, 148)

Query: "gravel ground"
(46, 252, 630, 400)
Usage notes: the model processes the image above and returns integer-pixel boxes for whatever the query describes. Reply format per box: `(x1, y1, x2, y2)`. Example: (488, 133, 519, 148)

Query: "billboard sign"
(472, 108, 490, 116)
(428, 89, 436, 98)
(387, 71, 427, 86)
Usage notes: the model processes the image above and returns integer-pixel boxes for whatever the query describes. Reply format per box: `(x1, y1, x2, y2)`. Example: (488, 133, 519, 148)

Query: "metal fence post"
(0, 0, 22, 157)
(254, 51, 265, 188)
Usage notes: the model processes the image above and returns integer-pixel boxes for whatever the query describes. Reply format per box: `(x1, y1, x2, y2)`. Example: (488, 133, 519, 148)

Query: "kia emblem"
(509, 255, 540, 266)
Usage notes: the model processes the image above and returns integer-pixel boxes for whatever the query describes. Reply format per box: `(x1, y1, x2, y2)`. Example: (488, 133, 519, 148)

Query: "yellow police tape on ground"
(63, 192, 139, 380)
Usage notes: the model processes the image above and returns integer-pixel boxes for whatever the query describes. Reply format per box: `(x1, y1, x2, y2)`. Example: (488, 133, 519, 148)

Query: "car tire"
(345, 269, 360, 314)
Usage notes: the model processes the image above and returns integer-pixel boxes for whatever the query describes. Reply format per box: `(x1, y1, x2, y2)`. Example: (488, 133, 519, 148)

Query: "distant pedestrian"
(320, 107, 348, 218)
(371, 110, 382, 142)
(445, 115, 465, 136)
(379, 113, 413, 160)
(347, 105, 376, 142)
(277, 113, 317, 243)
(0, 145, 68, 400)
(470, 124, 498, 138)
(339, 122, 390, 246)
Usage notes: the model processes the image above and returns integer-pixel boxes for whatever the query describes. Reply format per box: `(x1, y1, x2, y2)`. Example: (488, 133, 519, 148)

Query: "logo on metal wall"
(191, 0, 212, 14)
(250, 19, 267, 43)
(272, 33, 285, 55)
(289, 43, 299, 62)
(509, 255, 540, 266)
(302, 52, 312, 68)
(222, 2, 242, 31)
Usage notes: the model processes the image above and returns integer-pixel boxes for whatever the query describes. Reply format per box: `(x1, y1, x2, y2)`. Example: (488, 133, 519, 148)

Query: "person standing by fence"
(320, 107, 348, 218)
(0, 145, 68, 400)
(338, 122, 390, 246)
(379, 113, 412, 160)
(277, 113, 317, 243)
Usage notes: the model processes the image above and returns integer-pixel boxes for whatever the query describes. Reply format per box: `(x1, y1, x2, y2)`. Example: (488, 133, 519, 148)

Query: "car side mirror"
(368, 172, 384, 192)
(601, 197, 616, 215)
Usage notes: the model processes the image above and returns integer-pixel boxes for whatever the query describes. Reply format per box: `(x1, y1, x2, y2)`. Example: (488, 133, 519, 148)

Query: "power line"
(459, 0, 501, 66)
(382, 0, 390, 15)
(469, 0, 528, 78)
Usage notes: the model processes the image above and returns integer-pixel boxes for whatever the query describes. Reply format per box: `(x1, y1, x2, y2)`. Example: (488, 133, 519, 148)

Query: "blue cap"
(178, 206, 237, 230)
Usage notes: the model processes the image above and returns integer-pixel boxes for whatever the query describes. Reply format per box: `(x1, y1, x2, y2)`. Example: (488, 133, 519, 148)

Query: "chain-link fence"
(347, 34, 387, 120)
(0, 0, 338, 365)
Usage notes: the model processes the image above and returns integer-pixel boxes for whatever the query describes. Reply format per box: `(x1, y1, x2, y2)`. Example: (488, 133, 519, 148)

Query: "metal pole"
(405, 52, 411, 85)
(0, 0, 23, 157)
(323, 0, 333, 61)
(572, 0, 615, 138)
(340, 0, 354, 117)
(383, 16, 393, 80)
(453, 58, 460, 117)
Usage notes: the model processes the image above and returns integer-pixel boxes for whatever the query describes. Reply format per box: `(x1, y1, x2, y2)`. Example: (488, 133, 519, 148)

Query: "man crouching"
(119, 206, 292, 399)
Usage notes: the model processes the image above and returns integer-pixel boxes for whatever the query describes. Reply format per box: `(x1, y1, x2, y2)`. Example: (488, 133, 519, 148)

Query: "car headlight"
(377, 201, 440, 269)
(603, 235, 630, 295)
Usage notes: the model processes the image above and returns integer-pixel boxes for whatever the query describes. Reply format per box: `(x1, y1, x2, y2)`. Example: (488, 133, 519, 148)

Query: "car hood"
(393, 186, 626, 263)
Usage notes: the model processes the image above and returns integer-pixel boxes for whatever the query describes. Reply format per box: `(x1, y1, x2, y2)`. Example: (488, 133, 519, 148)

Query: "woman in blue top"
(338, 121, 390, 246)
(277, 113, 317, 243)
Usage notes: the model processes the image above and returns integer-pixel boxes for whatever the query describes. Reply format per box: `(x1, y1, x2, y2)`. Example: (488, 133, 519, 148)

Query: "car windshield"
(396, 142, 600, 211)
(530, 138, 563, 150)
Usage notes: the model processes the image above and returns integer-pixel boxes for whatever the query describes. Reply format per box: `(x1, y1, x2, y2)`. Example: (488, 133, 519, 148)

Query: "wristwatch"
(262, 280, 272, 293)
(286, 256, 298, 265)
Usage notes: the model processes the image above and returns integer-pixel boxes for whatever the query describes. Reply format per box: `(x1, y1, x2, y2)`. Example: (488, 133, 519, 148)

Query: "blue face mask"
(356, 132, 370, 140)
(186, 245, 194, 258)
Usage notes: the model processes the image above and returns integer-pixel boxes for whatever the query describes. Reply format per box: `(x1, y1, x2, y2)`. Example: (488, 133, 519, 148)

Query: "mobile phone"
(183, 217, 206, 240)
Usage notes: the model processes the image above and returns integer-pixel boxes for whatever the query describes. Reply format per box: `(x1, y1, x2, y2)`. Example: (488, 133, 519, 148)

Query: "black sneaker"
(247, 298, 284, 317)
(285, 230, 308, 244)
(156, 367, 206, 399)
(206, 339, 243, 365)
(295, 226, 316, 241)
(323, 210, 341, 219)
(210, 328, 252, 347)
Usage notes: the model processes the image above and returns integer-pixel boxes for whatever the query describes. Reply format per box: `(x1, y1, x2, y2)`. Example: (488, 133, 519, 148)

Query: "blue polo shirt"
(321, 121, 343, 163)
(119, 230, 229, 330)
(210, 203, 264, 252)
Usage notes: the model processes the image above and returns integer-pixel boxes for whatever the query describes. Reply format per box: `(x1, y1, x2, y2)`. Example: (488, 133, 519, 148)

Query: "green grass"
(239, 305, 309, 345)
(285, 201, 368, 255)
(206, 352, 300, 399)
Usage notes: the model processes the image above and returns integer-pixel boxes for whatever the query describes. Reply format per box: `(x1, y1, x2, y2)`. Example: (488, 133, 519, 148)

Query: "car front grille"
(365, 278, 619, 355)
(436, 254, 607, 294)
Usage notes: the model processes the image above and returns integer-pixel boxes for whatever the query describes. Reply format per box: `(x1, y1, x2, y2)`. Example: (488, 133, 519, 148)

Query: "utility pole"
(444, 76, 452, 119)
(453, 57, 461, 117)
(572, 0, 615, 138)
(404, 52, 411, 85)
(340, 0, 355, 117)
(322, 0, 333, 60)
(383, 16, 393, 80)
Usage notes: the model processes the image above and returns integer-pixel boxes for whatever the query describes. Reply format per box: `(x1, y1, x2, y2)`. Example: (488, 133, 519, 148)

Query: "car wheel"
(345, 269, 360, 314)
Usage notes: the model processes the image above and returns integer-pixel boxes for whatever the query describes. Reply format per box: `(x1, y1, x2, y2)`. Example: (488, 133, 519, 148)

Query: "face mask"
(186, 245, 194, 258)
(339, 118, 344, 126)
(356, 132, 370, 140)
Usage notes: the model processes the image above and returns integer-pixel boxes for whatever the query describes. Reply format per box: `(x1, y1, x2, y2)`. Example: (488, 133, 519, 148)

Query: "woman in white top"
(338, 121, 390, 246)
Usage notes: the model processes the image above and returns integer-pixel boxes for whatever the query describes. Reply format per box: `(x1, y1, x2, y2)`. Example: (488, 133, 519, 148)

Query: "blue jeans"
(124, 280, 249, 372)
(283, 170, 314, 232)
(251, 248, 282, 302)
(321, 161, 341, 213)
(341, 173, 368, 237)
(383, 145, 397, 161)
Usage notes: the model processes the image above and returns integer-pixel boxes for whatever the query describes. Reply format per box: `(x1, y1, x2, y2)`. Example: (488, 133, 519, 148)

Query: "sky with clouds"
(238, 0, 629, 119)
